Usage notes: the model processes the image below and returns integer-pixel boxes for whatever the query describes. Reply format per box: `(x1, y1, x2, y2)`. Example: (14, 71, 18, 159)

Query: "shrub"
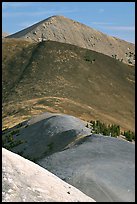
(123, 130, 134, 142)
(10, 129, 20, 135)
(84, 52, 95, 63)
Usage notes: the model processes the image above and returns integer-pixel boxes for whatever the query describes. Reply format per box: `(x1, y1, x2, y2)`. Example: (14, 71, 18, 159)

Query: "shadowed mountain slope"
(2, 39, 135, 131)
(7, 15, 135, 65)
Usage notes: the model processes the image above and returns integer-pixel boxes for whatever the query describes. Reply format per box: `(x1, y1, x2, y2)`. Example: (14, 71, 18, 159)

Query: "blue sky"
(2, 2, 135, 43)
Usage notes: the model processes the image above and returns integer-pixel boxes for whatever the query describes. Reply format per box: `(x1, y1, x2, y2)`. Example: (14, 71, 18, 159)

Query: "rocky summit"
(7, 15, 135, 65)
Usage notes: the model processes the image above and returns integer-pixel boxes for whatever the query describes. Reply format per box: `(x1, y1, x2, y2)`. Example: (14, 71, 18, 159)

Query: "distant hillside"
(2, 39, 135, 132)
(7, 15, 135, 65)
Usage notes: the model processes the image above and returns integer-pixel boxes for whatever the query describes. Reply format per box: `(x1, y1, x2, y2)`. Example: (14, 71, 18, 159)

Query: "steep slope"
(7, 15, 135, 65)
(2, 40, 135, 131)
(2, 148, 95, 202)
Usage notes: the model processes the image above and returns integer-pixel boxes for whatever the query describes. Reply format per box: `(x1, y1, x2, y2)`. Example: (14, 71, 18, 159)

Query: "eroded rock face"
(7, 15, 135, 65)
(2, 148, 95, 202)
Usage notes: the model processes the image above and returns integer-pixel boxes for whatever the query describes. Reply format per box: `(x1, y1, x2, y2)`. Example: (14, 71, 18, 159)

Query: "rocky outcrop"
(2, 148, 96, 202)
(2, 112, 91, 161)
(7, 15, 135, 65)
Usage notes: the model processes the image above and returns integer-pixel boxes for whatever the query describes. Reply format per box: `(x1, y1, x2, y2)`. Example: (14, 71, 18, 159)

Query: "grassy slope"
(2, 39, 135, 131)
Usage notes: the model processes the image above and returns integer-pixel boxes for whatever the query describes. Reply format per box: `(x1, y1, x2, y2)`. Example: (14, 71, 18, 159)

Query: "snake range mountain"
(2, 15, 135, 202)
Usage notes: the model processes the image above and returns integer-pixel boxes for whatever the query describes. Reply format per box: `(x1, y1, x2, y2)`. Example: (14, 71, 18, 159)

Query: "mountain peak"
(7, 15, 135, 65)
(42, 15, 67, 22)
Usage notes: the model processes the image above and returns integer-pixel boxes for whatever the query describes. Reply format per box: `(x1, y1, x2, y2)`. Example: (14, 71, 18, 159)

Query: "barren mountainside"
(7, 15, 135, 65)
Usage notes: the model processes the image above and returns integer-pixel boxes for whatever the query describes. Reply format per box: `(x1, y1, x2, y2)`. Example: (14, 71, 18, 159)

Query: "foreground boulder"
(2, 148, 95, 202)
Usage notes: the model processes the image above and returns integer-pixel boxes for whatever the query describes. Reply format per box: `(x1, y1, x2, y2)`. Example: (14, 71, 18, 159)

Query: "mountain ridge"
(2, 40, 135, 132)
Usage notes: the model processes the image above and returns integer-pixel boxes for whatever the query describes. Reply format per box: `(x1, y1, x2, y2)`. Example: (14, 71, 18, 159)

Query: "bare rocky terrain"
(7, 15, 135, 65)
(2, 148, 95, 202)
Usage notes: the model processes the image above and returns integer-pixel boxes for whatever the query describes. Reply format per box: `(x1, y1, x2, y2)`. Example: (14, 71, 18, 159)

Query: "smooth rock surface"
(38, 134, 135, 202)
(2, 148, 95, 202)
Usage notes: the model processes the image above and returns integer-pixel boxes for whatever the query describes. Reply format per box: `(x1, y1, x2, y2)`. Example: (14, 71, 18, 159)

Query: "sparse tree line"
(86, 120, 135, 142)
